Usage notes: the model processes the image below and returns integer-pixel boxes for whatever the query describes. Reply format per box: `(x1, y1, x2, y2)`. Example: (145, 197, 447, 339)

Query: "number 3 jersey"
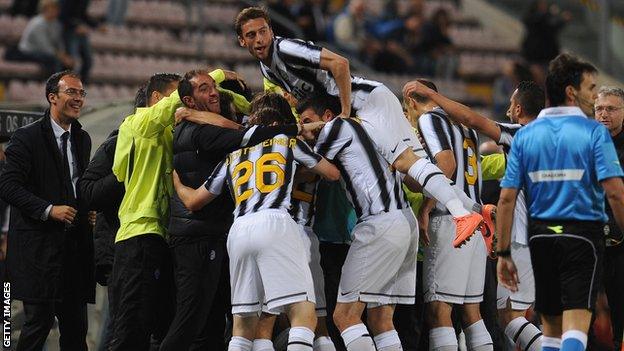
(417, 107, 482, 207)
(204, 134, 322, 218)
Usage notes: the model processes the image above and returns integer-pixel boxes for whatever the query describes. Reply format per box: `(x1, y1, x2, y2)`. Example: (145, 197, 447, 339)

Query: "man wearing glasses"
(0, 70, 94, 350)
(595, 86, 624, 350)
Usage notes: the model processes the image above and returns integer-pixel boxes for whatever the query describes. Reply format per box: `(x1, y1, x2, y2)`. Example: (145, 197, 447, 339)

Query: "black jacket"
(79, 130, 124, 285)
(0, 111, 95, 303)
(605, 130, 624, 248)
(169, 122, 300, 242)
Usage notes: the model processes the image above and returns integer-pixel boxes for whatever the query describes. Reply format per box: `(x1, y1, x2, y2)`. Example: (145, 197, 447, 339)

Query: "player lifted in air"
(234, 6, 487, 247)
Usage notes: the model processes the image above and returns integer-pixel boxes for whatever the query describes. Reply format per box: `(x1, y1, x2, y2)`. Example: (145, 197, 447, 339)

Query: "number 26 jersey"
(204, 134, 322, 218)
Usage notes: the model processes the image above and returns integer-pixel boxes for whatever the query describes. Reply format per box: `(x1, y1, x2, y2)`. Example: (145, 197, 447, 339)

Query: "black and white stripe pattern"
(497, 122, 523, 154)
(315, 117, 408, 220)
(418, 108, 482, 205)
(496, 121, 528, 244)
(260, 37, 381, 110)
(204, 135, 321, 218)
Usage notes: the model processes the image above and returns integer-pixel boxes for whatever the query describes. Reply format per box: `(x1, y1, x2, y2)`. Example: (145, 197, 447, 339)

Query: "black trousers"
(159, 237, 230, 351)
(605, 244, 624, 350)
(109, 234, 174, 351)
(319, 242, 350, 351)
(480, 258, 506, 349)
(17, 299, 87, 351)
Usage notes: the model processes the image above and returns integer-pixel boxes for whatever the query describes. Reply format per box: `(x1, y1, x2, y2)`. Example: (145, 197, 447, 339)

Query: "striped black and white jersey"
(496, 122, 523, 154)
(315, 117, 408, 221)
(418, 107, 482, 207)
(290, 176, 319, 227)
(261, 37, 382, 111)
(496, 121, 528, 244)
(204, 135, 321, 218)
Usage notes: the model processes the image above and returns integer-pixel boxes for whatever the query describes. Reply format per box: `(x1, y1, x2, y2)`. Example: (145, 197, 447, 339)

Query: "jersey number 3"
(463, 139, 478, 186)
(233, 153, 286, 204)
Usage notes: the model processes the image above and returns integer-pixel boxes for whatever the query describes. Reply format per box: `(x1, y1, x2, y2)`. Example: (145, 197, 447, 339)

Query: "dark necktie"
(61, 131, 76, 202)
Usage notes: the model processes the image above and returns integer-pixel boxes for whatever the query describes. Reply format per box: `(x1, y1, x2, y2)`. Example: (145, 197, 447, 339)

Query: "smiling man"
(0, 70, 94, 350)
(595, 86, 624, 350)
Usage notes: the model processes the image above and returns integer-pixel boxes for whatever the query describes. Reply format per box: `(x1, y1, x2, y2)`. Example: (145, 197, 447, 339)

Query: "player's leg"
(426, 301, 457, 351)
(285, 301, 318, 351)
(230, 314, 260, 351)
(459, 303, 493, 351)
(253, 313, 277, 351)
(366, 305, 402, 351)
(500, 243, 541, 351)
(333, 301, 375, 351)
(357, 85, 482, 246)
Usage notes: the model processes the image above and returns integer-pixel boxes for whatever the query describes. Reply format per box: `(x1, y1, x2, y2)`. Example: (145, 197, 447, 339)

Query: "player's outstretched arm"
(172, 171, 217, 211)
(175, 107, 242, 130)
(319, 48, 351, 118)
(403, 80, 501, 141)
(310, 158, 340, 181)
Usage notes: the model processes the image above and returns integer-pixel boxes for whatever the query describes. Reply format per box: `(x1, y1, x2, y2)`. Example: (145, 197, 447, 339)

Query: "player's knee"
(392, 149, 418, 173)
(366, 308, 395, 335)
(333, 305, 360, 331)
(426, 301, 453, 328)
(460, 303, 483, 326)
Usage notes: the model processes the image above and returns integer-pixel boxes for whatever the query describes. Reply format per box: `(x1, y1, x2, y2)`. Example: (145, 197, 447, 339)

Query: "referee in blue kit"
(496, 53, 624, 351)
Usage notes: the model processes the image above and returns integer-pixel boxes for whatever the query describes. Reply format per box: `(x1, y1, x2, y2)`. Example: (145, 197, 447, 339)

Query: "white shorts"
(496, 242, 535, 310)
(424, 214, 487, 304)
(356, 85, 427, 165)
(338, 208, 418, 307)
(263, 225, 327, 317)
(227, 210, 315, 315)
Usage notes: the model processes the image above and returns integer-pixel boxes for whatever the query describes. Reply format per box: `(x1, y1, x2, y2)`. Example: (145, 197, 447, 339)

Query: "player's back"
(418, 108, 482, 205)
(315, 117, 408, 220)
(217, 134, 321, 219)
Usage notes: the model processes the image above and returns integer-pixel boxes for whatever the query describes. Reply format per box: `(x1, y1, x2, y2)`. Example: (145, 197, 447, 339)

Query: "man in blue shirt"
(496, 53, 624, 351)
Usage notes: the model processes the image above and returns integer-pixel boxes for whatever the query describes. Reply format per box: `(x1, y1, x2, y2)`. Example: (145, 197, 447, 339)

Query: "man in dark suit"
(0, 70, 94, 351)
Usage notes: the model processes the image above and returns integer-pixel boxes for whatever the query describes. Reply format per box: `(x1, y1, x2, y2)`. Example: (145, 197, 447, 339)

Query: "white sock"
(341, 323, 376, 351)
(430, 327, 458, 351)
(504, 316, 542, 351)
(313, 336, 336, 351)
(452, 184, 480, 212)
(288, 326, 315, 350)
(463, 320, 493, 351)
(408, 158, 470, 217)
(253, 338, 275, 351)
(229, 336, 253, 351)
(374, 329, 403, 350)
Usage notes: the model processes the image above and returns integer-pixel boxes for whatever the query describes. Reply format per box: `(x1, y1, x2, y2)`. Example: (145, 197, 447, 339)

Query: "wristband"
(496, 249, 511, 257)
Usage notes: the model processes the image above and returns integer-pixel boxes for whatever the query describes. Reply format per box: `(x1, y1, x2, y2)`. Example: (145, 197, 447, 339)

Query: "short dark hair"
(296, 94, 341, 117)
(235, 7, 271, 36)
(250, 92, 296, 124)
(515, 81, 545, 117)
(251, 107, 293, 126)
(179, 69, 211, 106)
(408, 79, 438, 104)
(146, 73, 181, 103)
(546, 53, 597, 107)
(45, 70, 80, 103)
(134, 82, 148, 108)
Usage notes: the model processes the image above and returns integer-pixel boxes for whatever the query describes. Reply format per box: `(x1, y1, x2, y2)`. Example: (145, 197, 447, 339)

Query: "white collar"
(537, 106, 587, 119)
(50, 116, 70, 139)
